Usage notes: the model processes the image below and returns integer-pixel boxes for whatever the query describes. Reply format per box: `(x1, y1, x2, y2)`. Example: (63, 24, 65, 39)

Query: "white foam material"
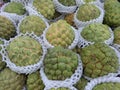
(1, 33, 47, 74)
(77, 27, 114, 48)
(42, 26, 79, 49)
(10, 0, 32, 5)
(85, 77, 120, 90)
(40, 54, 83, 90)
(74, 4, 104, 28)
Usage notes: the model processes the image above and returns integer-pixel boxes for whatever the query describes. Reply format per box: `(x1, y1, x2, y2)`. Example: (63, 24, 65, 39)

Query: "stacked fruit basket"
(0, 0, 120, 90)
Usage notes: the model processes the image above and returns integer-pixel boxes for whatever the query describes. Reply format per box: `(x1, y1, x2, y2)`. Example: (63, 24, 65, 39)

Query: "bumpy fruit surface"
(44, 47, 78, 80)
(27, 71, 45, 90)
(80, 43, 119, 78)
(93, 82, 120, 90)
(104, 0, 120, 27)
(4, 2, 26, 15)
(77, 4, 100, 21)
(0, 16, 16, 40)
(58, 0, 76, 6)
(19, 15, 46, 36)
(0, 68, 26, 90)
(46, 20, 75, 48)
(83, 0, 96, 3)
(114, 26, 120, 44)
(33, 0, 55, 20)
(81, 23, 111, 42)
(75, 77, 88, 90)
(7, 36, 43, 66)
(51, 88, 70, 90)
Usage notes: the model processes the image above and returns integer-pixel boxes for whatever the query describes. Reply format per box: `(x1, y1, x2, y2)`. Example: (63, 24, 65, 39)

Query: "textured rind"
(77, 4, 100, 21)
(83, 0, 96, 3)
(7, 36, 43, 66)
(93, 82, 120, 90)
(58, 0, 76, 6)
(19, 15, 46, 36)
(27, 71, 45, 90)
(50, 87, 70, 90)
(81, 23, 111, 42)
(44, 46, 78, 80)
(80, 43, 119, 78)
(46, 20, 75, 48)
(0, 15, 16, 40)
(104, 0, 120, 27)
(113, 26, 120, 44)
(0, 68, 26, 90)
(4, 2, 26, 15)
(33, 0, 55, 20)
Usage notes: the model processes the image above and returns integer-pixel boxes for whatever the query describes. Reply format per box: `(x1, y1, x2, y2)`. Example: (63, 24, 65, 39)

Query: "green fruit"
(0, 15, 16, 40)
(104, 0, 120, 27)
(93, 82, 120, 90)
(58, 0, 76, 6)
(80, 43, 119, 78)
(75, 77, 88, 90)
(33, 0, 55, 20)
(4, 2, 26, 15)
(83, 0, 96, 3)
(50, 87, 70, 90)
(77, 4, 100, 21)
(27, 71, 45, 90)
(0, 68, 26, 90)
(114, 26, 120, 44)
(46, 20, 75, 48)
(44, 46, 78, 80)
(19, 15, 47, 36)
(81, 23, 111, 42)
(6, 36, 43, 66)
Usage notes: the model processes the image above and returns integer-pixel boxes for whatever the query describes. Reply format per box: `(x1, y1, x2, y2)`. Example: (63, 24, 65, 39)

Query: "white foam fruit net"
(1, 33, 47, 74)
(10, 0, 32, 5)
(17, 6, 49, 38)
(53, 0, 78, 14)
(74, 4, 104, 28)
(85, 76, 120, 90)
(77, 27, 114, 48)
(42, 26, 79, 49)
(83, 46, 120, 81)
(40, 54, 83, 90)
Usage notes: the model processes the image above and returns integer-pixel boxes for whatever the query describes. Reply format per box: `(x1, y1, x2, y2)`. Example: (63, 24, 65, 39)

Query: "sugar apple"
(104, 0, 120, 27)
(4, 2, 26, 15)
(80, 43, 119, 78)
(113, 26, 120, 44)
(0, 68, 26, 90)
(83, 0, 96, 3)
(6, 36, 43, 66)
(0, 15, 16, 40)
(77, 4, 100, 21)
(93, 82, 120, 90)
(81, 23, 111, 43)
(27, 71, 45, 90)
(45, 20, 75, 48)
(58, 0, 76, 6)
(44, 46, 78, 80)
(33, 0, 55, 20)
(19, 15, 46, 36)
(51, 88, 70, 90)
(74, 77, 88, 90)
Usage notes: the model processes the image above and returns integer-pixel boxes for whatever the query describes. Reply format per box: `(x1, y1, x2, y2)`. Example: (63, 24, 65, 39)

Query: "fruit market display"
(0, 0, 120, 90)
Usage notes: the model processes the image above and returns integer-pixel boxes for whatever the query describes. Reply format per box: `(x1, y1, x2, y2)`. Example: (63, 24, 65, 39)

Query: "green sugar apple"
(113, 26, 120, 44)
(51, 88, 70, 90)
(58, 0, 76, 6)
(83, 0, 96, 3)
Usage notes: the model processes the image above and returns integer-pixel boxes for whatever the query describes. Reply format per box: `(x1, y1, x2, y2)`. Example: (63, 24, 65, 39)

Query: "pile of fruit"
(0, 0, 120, 90)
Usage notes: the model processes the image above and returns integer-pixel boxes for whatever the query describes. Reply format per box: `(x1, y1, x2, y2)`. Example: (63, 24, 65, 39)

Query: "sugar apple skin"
(81, 23, 111, 42)
(0, 68, 26, 90)
(80, 43, 119, 78)
(4, 2, 26, 15)
(77, 4, 100, 21)
(46, 20, 75, 48)
(0, 15, 16, 40)
(27, 71, 45, 90)
(114, 26, 120, 44)
(51, 88, 70, 90)
(7, 36, 43, 66)
(19, 15, 46, 36)
(104, 0, 120, 27)
(58, 0, 76, 6)
(93, 82, 120, 90)
(83, 0, 96, 3)
(44, 46, 78, 80)
(33, 0, 55, 20)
